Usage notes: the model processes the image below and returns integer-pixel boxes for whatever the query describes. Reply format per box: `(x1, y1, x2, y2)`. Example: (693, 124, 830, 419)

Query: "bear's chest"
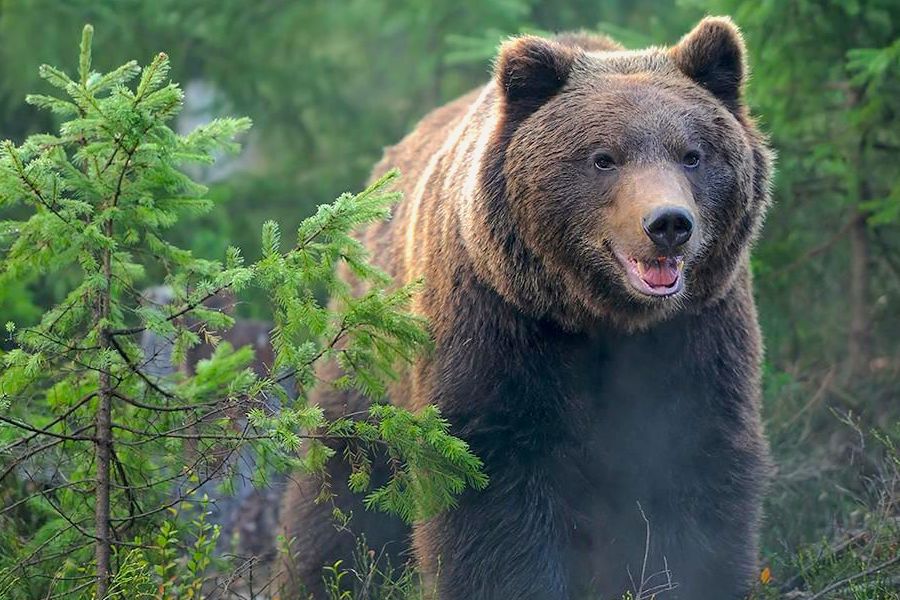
(550, 323, 723, 595)
(455, 315, 715, 494)
(556, 322, 711, 496)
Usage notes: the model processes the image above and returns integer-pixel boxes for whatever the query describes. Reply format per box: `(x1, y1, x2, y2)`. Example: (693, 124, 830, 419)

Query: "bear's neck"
(437, 84, 596, 330)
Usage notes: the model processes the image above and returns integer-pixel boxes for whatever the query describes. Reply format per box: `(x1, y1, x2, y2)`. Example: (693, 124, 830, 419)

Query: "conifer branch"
(0, 27, 483, 596)
(0, 415, 97, 442)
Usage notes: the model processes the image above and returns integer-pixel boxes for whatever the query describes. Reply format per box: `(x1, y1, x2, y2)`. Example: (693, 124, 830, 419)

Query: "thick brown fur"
(278, 17, 774, 600)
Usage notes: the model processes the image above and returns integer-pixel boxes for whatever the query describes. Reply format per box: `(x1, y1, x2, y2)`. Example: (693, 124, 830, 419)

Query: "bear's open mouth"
(613, 249, 685, 297)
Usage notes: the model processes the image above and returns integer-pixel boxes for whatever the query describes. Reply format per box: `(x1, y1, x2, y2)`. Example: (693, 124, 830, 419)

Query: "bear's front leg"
(412, 471, 569, 600)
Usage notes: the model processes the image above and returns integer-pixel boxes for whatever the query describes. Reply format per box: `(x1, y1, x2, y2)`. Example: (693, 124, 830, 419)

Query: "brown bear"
(278, 16, 774, 600)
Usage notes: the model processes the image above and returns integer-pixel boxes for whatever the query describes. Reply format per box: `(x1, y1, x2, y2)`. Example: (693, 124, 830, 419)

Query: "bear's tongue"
(638, 258, 679, 288)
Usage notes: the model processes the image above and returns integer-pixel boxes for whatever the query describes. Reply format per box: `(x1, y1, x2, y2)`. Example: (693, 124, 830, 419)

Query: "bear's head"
(470, 17, 773, 331)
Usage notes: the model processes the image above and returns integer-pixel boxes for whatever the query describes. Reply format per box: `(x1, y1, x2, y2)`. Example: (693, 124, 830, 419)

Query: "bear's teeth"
(635, 261, 646, 277)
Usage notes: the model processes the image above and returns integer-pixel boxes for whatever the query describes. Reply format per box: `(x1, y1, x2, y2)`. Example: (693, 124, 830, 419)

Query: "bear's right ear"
(494, 36, 578, 120)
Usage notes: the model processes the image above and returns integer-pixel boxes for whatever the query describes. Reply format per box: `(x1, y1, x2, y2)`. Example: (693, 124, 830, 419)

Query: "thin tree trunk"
(847, 195, 871, 376)
(846, 84, 873, 377)
(95, 229, 113, 598)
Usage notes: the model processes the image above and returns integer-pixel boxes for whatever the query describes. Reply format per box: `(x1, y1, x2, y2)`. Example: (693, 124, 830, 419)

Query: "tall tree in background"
(701, 0, 899, 376)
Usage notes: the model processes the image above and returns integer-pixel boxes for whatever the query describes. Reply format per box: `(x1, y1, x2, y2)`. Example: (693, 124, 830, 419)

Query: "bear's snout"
(642, 205, 695, 254)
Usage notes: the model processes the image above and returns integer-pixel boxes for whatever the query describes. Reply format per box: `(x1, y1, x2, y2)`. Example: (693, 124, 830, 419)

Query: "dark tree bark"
(847, 144, 873, 377)
(94, 215, 114, 598)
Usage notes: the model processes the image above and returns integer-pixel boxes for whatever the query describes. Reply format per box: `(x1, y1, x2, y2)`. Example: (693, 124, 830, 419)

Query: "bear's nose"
(642, 206, 694, 253)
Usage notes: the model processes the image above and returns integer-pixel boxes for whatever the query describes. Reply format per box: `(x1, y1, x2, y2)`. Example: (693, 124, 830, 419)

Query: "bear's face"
(484, 18, 772, 330)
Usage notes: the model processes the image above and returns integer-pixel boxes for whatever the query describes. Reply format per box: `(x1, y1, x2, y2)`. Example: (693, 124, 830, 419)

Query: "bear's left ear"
(670, 17, 747, 113)
(494, 36, 579, 121)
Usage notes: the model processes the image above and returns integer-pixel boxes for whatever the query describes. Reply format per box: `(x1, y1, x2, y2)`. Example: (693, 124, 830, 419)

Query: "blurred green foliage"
(0, 0, 897, 596)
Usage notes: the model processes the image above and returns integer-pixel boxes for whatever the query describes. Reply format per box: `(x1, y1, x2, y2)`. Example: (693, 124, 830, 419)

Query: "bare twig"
(109, 284, 231, 338)
(0, 479, 93, 516)
(626, 502, 677, 600)
(0, 414, 97, 442)
(108, 334, 178, 400)
(0, 424, 95, 483)
(0, 392, 94, 453)
(110, 446, 142, 535)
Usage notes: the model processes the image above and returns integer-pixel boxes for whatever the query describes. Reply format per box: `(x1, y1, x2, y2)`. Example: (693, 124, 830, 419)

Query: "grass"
(750, 366, 900, 600)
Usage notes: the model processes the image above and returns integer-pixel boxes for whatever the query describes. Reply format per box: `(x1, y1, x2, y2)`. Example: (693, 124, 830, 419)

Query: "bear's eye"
(682, 150, 701, 169)
(593, 153, 617, 171)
